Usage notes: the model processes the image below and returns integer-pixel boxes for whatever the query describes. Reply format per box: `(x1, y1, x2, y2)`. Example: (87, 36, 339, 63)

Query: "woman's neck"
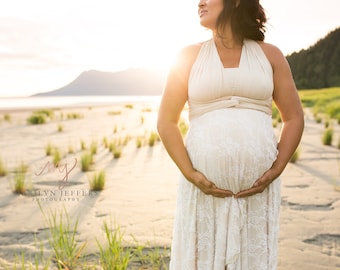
(213, 28, 243, 50)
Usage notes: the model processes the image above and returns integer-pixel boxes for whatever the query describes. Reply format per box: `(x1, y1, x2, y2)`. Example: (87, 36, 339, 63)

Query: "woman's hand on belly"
(189, 170, 234, 198)
(234, 167, 278, 198)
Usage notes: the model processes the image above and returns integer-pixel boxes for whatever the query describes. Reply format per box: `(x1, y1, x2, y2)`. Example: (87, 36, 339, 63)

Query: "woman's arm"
(157, 45, 233, 198)
(235, 43, 304, 198)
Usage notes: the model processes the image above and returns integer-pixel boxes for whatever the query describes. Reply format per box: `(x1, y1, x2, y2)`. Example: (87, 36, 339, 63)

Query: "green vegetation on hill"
(287, 27, 340, 89)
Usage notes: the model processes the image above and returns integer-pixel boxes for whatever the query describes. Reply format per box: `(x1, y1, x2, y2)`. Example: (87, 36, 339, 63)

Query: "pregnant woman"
(157, 0, 304, 269)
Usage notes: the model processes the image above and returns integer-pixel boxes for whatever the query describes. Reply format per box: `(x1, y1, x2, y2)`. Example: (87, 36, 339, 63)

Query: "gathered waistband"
(189, 95, 272, 120)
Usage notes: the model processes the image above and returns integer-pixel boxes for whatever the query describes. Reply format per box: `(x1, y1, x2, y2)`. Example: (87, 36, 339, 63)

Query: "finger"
(234, 187, 260, 198)
(211, 188, 234, 198)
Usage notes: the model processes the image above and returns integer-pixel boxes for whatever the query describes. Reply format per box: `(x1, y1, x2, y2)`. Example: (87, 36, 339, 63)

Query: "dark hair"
(216, 0, 267, 41)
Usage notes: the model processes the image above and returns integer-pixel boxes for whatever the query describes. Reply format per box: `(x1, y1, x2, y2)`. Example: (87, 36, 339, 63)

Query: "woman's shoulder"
(176, 42, 204, 63)
(255, 41, 287, 66)
(171, 41, 207, 72)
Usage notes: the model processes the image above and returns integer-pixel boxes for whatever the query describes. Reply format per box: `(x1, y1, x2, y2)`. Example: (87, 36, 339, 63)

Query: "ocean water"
(0, 95, 161, 111)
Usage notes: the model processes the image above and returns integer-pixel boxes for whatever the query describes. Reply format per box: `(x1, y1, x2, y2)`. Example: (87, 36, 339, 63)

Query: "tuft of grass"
(315, 115, 322, 123)
(109, 139, 124, 158)
(53, 148, 61, 166)
(12, 172, 28, 194)
(108, 110, 122, 116)
(136, 137, 143, 148)
(322, 127, 334, 146)
(125, 104, 134, 109)
(45, 142, 53, 156)
(35, 109, 54, 119)
(10, 236, 51, 270)
(0, 158, 8, 177)
(89, 170, 106, 191)
(103, 136, 109, 148)
(96, 221, 130, 270)
(3, 114, 11, 122)
(130, 245, 169, 269)
(122, 135, 130, 146)
(90, 141, 98, 155)
(148, 131, 159, 147)
(81, 152, 94, 172)
(68, 143, 75, 154)
(108, 141, 116, 152)
(67, 112, 83, 119)
(27, 113, 47, 125)
(27, 109, 55, 125)
(39, 205, 87, 269)
(57, 123, 64, 132)
(113, 148, 122, 159)
(81, 139, 87, 150)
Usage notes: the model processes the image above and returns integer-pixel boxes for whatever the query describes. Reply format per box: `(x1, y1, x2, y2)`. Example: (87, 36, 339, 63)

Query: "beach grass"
(89, 170, 106, 191)
(45, 142, 53, 156)
(52, 148, 62, 166)
(81, 152, 94, 172)
(27, 109, 55, 125)
(81, 140, 87, 151)
(3, 113, 11, 122)
(322, 127, 334, 146)
(11, 172, 29, 195)
(67, 112, 83, 119)
(35, 109, 54, 119)
(39, 205, 87, 269)
(57, 123, 64, 132)
(108, 110, 122, 116)
(27, 113, 47, 125)
(148, 131, 159, 147)
(136, 137, 143, 148)
(96, 221, 130, 270)
(0, 157, 8, 176)
(3, 214, 171, 269)
(113, 147, 122, 159)
(90, 140, 98, 155)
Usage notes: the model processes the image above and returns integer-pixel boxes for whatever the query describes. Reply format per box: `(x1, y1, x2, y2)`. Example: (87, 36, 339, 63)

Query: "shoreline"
(0, 95, 162, 113)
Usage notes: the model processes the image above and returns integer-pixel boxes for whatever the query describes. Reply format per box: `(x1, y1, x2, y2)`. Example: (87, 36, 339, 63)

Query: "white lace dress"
(169, 39, 281, 270)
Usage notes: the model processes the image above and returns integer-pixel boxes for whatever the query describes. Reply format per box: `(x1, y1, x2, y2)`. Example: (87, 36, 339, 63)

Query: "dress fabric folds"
(169, 39, 281, 270)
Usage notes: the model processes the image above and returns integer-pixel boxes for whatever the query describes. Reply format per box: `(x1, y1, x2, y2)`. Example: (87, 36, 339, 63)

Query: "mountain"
(34, 68, 167, 96)
(286, 27, 340, 89)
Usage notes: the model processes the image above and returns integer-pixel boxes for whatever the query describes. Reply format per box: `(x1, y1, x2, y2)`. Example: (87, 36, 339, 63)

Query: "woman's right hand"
(188, 170, 234, 198)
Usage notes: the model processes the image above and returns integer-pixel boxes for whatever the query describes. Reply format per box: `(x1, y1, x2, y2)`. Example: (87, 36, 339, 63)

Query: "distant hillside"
(287, 27, 340, 89)
(34, 68, 167, 96)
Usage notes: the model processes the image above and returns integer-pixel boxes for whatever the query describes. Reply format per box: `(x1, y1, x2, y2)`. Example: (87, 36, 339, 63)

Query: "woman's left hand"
(234, 169, 278, 198)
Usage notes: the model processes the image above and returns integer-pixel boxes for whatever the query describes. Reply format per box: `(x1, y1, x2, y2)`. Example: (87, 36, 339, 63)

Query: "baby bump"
(186, 109, 278, 193)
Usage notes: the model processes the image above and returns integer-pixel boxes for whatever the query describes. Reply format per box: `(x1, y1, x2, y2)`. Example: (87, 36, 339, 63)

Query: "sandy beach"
(0, 100, 339, 269)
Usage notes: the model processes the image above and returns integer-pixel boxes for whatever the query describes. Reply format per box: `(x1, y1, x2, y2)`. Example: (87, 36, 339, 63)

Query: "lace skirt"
(169, 108, 281, 270)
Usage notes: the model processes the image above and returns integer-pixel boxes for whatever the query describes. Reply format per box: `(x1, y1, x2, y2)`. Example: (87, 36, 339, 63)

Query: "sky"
(0, 0, 339, 97)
